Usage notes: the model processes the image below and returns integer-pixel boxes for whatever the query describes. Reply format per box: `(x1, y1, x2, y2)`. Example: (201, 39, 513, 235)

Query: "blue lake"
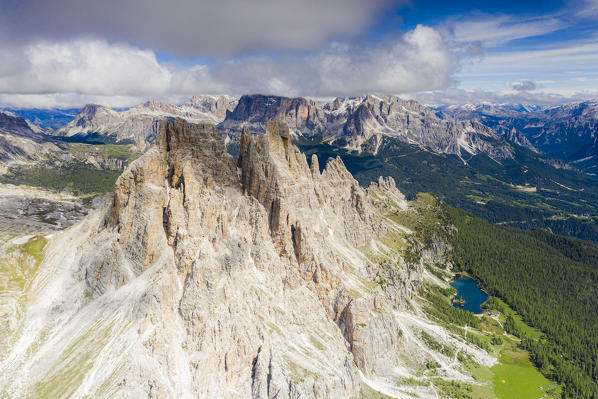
(450, 277, 489, 314)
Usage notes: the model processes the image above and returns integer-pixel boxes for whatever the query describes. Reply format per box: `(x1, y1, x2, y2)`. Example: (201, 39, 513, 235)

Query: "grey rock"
(1, 118, 482, 399)
(220, 94, 512, 160)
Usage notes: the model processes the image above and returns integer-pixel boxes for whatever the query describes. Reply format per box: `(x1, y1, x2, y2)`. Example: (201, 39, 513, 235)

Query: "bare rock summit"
(0, 118, 492, 399)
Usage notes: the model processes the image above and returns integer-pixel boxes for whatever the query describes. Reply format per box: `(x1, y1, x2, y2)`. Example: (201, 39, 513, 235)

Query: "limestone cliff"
(55, 96, 238, 149)
(0, 111, 67, 168)
(0, 119, 494, 399)
(220, 94, 512, 160)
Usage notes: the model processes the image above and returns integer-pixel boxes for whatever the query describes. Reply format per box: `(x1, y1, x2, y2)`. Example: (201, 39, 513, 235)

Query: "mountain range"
(3, 95, 598, 241)
(54, 96, 237, 148)
(1, 106, 598, 398)
(443, 102, 598, 172)
(24, 95, 597, 174)
(220, 94, 514, 161)
(11, 95, 598, 172)
(8, 96, 598, 174)
(0, 118, 498, 398)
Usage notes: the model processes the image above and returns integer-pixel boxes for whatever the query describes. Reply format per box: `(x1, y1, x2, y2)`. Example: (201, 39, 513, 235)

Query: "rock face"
(52, 94, 512, 160)
(0, 112, 64, 166)
(188, 95, 234, 119)
(55, 96, 238, 149)
(224, 95, 326, 136)
(0, 112, 40, 140)
(1, 118, 499, 399)
(220, 94, 512, 159)
(444, 102, 598, 170)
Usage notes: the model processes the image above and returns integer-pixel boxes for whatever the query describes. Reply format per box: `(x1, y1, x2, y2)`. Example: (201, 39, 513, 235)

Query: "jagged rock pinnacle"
(3, 117, 430, 399)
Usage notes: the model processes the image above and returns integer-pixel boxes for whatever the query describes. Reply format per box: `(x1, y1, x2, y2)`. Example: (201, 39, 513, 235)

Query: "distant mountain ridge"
(221, 94, 513, 160)
(444, 102, 598, 172)
(5, 108, 80, 130)
(0, 111, 138, 184)
(0, 112, 64, 166)
(43, 94, 514, 161)
(54, 96, 238, 148)
(14, 94, 598, 174)
(0, 112, 40, 141)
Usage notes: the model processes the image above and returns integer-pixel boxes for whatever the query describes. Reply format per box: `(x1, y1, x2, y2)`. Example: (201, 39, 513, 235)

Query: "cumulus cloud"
(410, 87, 598, 107)
(0, 25, 456, 107)
(0, 0, 400, 57)
(511, 80, 537, 91)
(0, 40, 171, 96)
(172, 25, 454, 97)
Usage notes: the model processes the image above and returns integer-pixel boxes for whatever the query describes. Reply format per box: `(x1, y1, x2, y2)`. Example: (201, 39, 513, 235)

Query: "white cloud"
(576, 0, 598, 17)
(510, 80, 537, 91)
(0, 26, 456, 107)
(0, 94, 149, 109)
(0, 40, 171, 96)
(411, 87, 598, 107)
(461, 39, 598, 80)
(443, 14, 566, 48)
(2, 2, 595, 109)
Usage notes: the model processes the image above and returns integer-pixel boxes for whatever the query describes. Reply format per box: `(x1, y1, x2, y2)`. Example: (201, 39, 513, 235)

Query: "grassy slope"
(0, 236, 48, 348)
(383, 194, 560, 399)
(424, 285, 559, 399)
(1, 236, 48, 297)
(0, 143, 140, 195)
(67, 143, 140, 163)
(492, 341, 558, 399)
(0, 163, 122, 195)
(421, 283, 560, 399)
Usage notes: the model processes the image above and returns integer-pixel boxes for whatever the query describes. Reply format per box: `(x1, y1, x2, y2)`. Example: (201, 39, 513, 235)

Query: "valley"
(0, 118, 582, 399)
(1, 95, 597, 398)
(2, 0, 597, 397)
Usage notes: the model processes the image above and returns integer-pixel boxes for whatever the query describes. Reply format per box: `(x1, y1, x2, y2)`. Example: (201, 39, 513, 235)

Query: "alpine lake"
(451, 277, 489, 314)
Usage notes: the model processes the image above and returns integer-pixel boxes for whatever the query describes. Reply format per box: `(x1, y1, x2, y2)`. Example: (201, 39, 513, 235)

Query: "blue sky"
(0, 0, 597, 107)
(397, 0, 598, 98)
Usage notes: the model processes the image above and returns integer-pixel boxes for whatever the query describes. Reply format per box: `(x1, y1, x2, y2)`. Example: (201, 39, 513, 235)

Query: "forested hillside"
(447, 206, 598, 398)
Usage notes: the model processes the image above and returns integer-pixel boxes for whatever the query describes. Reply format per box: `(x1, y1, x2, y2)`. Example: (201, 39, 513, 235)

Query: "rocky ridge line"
(0, 118, 493, 399)
(221, 94, 512, 160)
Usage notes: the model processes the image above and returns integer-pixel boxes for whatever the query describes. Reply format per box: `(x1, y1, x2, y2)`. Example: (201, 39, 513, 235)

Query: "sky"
(0, 0, 597, 108)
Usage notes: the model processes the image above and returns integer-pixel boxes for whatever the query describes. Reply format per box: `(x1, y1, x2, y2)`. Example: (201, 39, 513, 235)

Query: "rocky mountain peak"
(73, 104, 119, 128)
(56, 97, 239, 147)
(224, 94, 323, 134)
(187, 95, 237, 118)
(221, 94, 512, 159)
(5, 117, 489, 399)
(0, 112, 36, 139)
(0, 111, 64, 164)
(137, 98, 161, 111)
(78, 103, 112, 117)
(237, 118, 376, 251)
(87, 118, 413, 395)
